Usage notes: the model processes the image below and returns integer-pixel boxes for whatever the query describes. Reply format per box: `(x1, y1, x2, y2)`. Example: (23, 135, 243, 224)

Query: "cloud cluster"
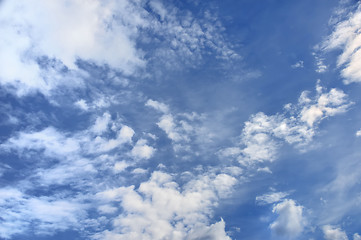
(0, 0, 237, 97)
(146, 99, 212, 155)
(95, 171, 235, 240)
(322, 3, 361, 83)
(0, 187, 87, 239)
(221, 82, 351, 166)
(0, 111, 157, 237)
(0, 0, 147, 96)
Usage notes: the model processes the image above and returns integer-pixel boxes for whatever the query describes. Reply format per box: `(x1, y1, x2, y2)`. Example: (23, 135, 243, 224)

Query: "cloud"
(146, 99, 169, 113)
(270, 199, 305, 239)
(228, 82, 352, 166)
(256, 191, 289, 205)
(356, 129, 361, 137)
(95, 171, 235, 240)
(321, 3, 361, 83)
(0, 0, 146, 96)
(75, 99, 89, 111)
(91, 112, 112, 134)
(2, 127, 80, 157)
(322, 225, 349, 240)
(0, 0, 238, 97)
(130, 139, 155, 160)
(354, 233, 361, 240)
(146, 100, 213, 155)
(291, 60, 304, 69)
(0, 187, 87, 238)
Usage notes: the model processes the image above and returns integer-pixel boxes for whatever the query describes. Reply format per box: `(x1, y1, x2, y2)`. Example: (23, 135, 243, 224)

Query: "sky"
(0, 0, 361, 239)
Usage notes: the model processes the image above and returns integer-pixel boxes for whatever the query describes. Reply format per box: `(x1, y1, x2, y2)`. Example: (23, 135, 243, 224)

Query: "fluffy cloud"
(95, 171, 235, 240)
(322, 3, 361, 83)
(322, 225, 349, 240)
(356, 129, 361, 137)
(0, 0, 146, 96)
(228, 82, 351, 166)
(130, 139, 155, 160)
(270, 199, 305, 239)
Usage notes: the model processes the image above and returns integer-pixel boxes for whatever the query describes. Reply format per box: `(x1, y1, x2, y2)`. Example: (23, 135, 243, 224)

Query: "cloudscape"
(1, 0, 361, 239)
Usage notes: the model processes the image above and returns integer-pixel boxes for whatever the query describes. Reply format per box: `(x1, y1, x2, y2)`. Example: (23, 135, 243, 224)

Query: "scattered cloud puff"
(322, 225, 349, 240)
(95, 171, 235, 240)
(354, 233, 361, 240)
(146, 99, 212, 155)
(146, 99, 169, 113)
(322, 2, 361, 83)
(356, 129, 361, 137)
(130, 139, 155, 160)
(270, 199, 306, 239)
(224, 82, 352, 166)
(313, 54, 328, 73)
(256, 191, 289, 205)
(291, 60, 304, 69)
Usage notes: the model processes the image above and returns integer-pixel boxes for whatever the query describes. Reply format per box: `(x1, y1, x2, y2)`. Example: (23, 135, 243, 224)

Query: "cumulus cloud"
(322, 3, 361, 83)
(227, 82, 352, 166)
(130, 139, 155, 160)
(322, 225, 349, 240)
(0, 0, 147, 96)
(270, 199, 305, 239)
(95, 171, 235, 240)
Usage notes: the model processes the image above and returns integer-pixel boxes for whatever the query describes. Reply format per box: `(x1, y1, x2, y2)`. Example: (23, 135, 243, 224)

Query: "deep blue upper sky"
(0, 0, 361, 239)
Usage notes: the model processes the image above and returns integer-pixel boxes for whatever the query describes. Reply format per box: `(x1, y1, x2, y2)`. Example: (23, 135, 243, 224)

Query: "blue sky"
(1, 0, 361, 239)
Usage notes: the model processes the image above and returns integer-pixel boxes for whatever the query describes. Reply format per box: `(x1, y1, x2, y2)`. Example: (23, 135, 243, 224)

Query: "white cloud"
(2, 127, 80, 157)
(130, 139, 155, 160)
(322, 225, 349, 240)
(0, 0, 237, 96)
(354, 233, 361, 240)
(75, 99, 89, 111)
(225, 82, 352, 166)
(0, 187, 87, 238)
(291, 60, 304, 68)
(356, 129, 361, 137)
(114, 161, 129, 173)
(98, 204, 118, 215)
(91, 112, 112, 134)
(94, 171, 235, 240)
(0, 0, 143, 95)
(146, 99, 169, 113)
(157, 114, 184, 142)
(270, 199, 305, 239)
(256, 191, 289, 205)
(322, 3, 361, 83)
